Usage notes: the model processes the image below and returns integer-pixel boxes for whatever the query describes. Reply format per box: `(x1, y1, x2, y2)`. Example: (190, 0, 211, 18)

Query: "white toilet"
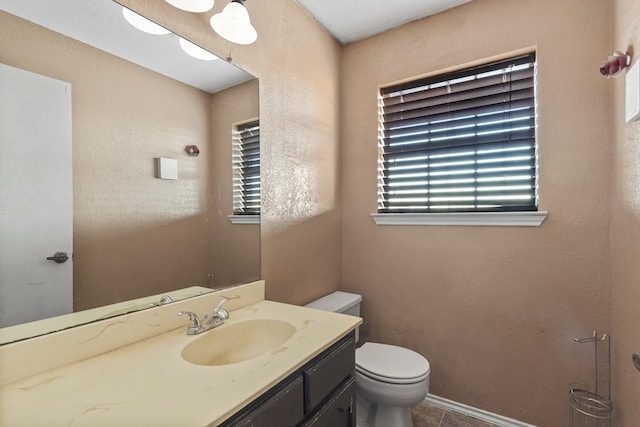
(305, 291, 430, 427)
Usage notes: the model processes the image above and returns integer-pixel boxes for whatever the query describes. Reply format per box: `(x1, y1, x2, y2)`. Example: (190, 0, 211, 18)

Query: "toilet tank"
(305, 291, 362, 341)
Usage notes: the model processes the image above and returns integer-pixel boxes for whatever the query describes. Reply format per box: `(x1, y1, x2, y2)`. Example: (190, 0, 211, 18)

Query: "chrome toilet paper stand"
(569, 331, 613, 427)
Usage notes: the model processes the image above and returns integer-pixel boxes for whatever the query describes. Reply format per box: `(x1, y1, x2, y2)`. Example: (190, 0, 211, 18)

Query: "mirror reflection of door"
(0, 63, 73, 327)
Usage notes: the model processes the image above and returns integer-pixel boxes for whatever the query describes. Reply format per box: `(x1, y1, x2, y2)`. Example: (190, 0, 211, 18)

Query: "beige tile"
(411, 403, 446, 427)
(440, 411, 498, 427)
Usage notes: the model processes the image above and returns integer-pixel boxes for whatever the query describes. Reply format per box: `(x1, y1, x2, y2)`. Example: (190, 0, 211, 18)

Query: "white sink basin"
(181, 319, 296, 366)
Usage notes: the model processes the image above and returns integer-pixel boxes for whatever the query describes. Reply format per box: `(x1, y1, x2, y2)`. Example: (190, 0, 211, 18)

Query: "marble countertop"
(0, 298, 361, 426)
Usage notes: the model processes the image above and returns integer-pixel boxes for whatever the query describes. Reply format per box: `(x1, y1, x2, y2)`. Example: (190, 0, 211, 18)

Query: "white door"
(0, 63, 73, 328)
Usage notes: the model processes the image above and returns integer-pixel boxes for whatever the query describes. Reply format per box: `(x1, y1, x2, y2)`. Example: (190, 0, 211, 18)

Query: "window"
(377, 53, 538, 218)
(232, 119, 260, 216)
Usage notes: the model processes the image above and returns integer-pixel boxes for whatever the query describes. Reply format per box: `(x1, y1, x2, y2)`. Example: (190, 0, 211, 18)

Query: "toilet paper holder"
(569, 331, 612, 426)
(572, 331, 610, 398)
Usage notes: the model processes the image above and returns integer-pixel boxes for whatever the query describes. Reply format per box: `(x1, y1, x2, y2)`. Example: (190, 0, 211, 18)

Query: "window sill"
(370, 212, 547, 227)
(228, 215, 260, 225)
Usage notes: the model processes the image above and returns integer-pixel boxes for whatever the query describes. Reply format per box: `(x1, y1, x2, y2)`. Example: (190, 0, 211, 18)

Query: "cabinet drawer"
(303, 334, 355, 413)
(223, 375, 304, 427)
(301, 377, 355, 427)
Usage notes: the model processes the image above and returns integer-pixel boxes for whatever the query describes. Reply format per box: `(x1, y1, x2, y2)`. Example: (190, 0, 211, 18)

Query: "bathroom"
(0, 0, 639, 426)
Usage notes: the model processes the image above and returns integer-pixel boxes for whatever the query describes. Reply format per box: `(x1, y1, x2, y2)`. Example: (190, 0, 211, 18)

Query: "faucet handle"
(177, 311, 203, 335)
(159, 295, 174, 304)
(213, 297, 230, 320)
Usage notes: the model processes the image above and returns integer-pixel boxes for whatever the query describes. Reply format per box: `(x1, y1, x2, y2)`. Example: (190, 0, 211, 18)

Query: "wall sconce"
(122, 8, 171, 35)
(134, 0, 257, 46)
(599, 50, 631, 78)
(210, 0, 257, 45)
(164, 0, 215, 13)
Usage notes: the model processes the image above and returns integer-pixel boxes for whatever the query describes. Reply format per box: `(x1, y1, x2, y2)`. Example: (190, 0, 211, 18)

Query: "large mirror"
(0, 0, 260, 343)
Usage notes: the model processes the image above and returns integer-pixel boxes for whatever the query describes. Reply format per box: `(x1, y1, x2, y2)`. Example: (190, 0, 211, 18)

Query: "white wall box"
(157, 157, 178, 180)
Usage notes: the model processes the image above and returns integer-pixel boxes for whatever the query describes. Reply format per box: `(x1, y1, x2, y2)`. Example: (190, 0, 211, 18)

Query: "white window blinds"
(378, 52, 538, 213)
(233, 120, 260, 215)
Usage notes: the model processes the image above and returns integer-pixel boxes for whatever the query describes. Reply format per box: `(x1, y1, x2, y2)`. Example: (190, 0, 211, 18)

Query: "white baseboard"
(423, 394, 537, 427)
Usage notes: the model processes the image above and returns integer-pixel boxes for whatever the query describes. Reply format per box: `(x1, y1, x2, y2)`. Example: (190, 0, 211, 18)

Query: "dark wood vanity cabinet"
(219, 332, 356, 427)
(226, 376, 305, 427)
(300, 378, 355, 427)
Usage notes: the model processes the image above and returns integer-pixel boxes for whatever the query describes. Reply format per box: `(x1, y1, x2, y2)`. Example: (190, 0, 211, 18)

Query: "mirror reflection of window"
(233, 120, 261, 215)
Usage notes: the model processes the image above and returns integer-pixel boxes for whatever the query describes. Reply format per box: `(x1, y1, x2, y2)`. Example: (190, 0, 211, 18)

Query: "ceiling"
(0, 0, 254, 93)
(296, 0, 473, 45)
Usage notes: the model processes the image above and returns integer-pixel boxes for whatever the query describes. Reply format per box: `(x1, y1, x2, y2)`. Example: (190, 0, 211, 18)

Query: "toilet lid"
(356, 342, 430, 384)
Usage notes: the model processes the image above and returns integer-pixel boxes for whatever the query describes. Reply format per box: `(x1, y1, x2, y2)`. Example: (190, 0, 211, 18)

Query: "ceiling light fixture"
(122, 8, 171, 35)
(164, 0, 215, 13)
(210, 0, 257, 45)
(179, 37, 218, 61)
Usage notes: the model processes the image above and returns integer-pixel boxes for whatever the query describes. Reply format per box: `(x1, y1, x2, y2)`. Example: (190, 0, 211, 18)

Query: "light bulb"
(164, 0, 215, 13)
(179, 38, 218, 61)
(122, 8, 171, 35)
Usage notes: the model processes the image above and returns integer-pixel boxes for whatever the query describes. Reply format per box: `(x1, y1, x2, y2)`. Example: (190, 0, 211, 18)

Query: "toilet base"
(355, 368, 428, 427)
(355, 398, 370, 427)
(357, 394, 414, 427)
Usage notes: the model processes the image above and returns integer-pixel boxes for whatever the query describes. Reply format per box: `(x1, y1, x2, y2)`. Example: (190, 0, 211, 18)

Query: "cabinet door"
(301, 377, 355, 427)
(304, 335, 355, 413)
(224, 375, 304, 427)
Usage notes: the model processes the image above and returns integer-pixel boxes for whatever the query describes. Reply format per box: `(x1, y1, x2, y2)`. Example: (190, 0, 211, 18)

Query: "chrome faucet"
(159, 295, 174, 304)
(177, 311, 204, 335)
(177, 297, 230, 335)
(147, 295, 174, 308)
(210, 297, 230, 322)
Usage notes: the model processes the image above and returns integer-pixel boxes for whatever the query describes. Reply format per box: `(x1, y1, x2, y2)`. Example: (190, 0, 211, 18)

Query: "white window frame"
(375, 52, 546, 227)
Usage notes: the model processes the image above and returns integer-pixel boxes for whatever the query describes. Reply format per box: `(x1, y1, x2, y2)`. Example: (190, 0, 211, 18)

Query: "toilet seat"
(356, 342, 430, 385)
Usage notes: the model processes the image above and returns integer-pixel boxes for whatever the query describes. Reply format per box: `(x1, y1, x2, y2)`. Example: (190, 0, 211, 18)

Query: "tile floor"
(411, 401, 502, 427)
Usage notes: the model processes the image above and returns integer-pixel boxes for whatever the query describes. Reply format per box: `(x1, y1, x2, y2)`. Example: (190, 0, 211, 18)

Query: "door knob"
(46, 251, 69, 264)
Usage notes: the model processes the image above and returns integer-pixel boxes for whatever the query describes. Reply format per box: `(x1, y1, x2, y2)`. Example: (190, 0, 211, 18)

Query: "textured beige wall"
(611, 0, 640, 424)
(1, 12, 216, 310)
(210, 79, 260, 288)
(340, 0, 612, 424)
(245, 1, 343, 305)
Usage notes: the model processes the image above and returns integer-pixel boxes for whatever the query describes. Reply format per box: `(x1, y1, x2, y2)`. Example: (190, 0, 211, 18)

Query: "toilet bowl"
(305, 292, 430, 427)
(355, 342, 430, 427)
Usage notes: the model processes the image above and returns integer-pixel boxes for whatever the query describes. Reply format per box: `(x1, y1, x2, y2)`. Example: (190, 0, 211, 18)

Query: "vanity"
(0, 281, 361, 426)
(220, 333, 356, 426)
